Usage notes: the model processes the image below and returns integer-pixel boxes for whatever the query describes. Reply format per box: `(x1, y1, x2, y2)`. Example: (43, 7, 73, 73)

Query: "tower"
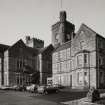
(25, 36, 44, 48)
(51, 11, 75, 47)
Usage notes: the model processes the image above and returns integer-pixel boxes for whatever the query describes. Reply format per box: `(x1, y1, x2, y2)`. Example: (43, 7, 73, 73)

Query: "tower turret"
(51, 11, 75, 47)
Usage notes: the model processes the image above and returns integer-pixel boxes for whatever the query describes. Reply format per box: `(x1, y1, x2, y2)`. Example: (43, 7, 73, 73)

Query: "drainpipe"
(88, 52, 90, 89)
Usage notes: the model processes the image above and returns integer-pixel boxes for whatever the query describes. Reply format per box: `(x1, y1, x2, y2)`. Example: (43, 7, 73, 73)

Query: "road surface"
(0, 90, 61, 105)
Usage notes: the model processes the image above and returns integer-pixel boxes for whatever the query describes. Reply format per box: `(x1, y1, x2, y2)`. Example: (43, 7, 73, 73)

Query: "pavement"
(0, 88, 105, 105)
(61, 91, 105, 105)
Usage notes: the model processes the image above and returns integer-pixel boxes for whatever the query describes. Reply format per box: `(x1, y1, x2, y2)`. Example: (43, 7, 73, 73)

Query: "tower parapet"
(26, 36, 44, 48)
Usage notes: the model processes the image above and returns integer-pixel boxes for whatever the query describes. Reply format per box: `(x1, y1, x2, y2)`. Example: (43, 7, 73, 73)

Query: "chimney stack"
(26, 36, 30, 44)
(60, 11, 66, 22)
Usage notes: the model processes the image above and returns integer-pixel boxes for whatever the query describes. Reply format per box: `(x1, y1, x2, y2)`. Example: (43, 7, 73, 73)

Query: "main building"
(52, 11, 105, 89)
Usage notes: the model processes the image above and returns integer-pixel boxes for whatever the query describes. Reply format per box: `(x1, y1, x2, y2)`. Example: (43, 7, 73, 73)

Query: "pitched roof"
(77, 23, 97, 35)
(0, 44, 10, 53)
(6, 39, 39, 56)
(39, 44, 54, 54)
(7, 39, 26, 51)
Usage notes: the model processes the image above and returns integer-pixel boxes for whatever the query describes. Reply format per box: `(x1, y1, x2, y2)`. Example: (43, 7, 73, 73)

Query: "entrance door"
(70, 75, 72, 87)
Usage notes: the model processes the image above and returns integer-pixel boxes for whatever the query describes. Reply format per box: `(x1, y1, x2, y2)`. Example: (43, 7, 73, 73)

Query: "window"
(61, 61, 66, 72)
(17, 59, 24, 69)
(80, 41, 85, 49)
(99, 56, 103, 65)
(71, 60, 74, 70)
(77, 55, 82, 67)
(67, 60, 70, 72)
(53, 52, 59, 63)
(53, 64, 57, 74)
(17, 60, 19, 69)
(84, 54, 88, 64)
(100, 40, 103, 49)
(60, 51, 63, 60)
(84, 72, 87, 76)
(79, 31, 86, 49)
(60, 50, 66, 61)
(77, 72, 83, 84)
(57, 63, 60, 73)
(66, 34, 71, 40)
(100, 71, 104, 84)
(55, 34, 59, 43)
(84, 71, 88, 85)
(67, 48, 71, 59)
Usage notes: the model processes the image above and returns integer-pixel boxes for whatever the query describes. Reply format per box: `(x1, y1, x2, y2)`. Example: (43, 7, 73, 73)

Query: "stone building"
(0, 36, 53, 86)
(52, 11, 105, 89)
(3, 39, 39, 86)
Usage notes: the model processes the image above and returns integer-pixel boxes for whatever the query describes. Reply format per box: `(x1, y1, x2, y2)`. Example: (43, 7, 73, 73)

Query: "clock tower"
(51, 11, 75, 47)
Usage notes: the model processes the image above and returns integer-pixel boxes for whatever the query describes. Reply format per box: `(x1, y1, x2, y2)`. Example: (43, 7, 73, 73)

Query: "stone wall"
(96, 35, 105, 88)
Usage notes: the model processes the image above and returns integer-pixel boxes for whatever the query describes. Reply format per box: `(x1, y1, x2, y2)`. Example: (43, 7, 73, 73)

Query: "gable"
(71, 24, 96, 55)
(9, 39, 26, 50)
(40, 44, 54, 55)
(8, 39, 26, 57)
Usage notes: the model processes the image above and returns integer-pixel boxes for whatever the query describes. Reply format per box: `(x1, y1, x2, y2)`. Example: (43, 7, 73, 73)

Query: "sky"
(0, 0, 105, 46)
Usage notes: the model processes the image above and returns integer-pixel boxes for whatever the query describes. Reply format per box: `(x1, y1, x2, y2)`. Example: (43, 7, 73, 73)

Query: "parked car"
(26, 84, 38, 93)
(5, 85, 18, 90)
(11, 85, 18, 90)
(53, 84, 65, 89)
(15, 85, 26, 91)
(0, 86, 11, 90)
(37, 85, 59, 94)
